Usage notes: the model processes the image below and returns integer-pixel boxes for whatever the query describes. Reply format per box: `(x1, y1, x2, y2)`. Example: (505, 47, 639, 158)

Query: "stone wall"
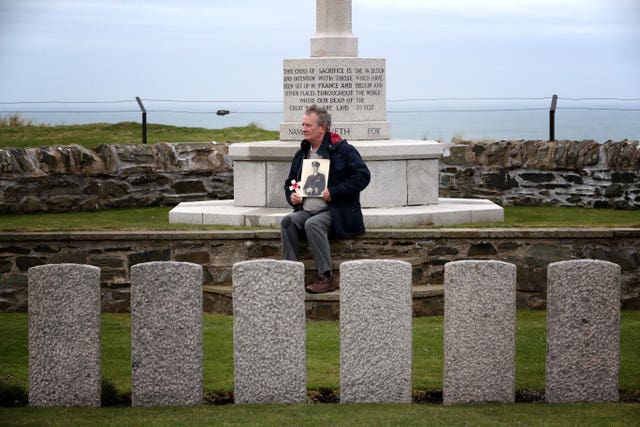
(440, 140, 639, 209)
(0, 142, 233, 213)
(1, 140, 638, 213)
(1, 229, 638, 313)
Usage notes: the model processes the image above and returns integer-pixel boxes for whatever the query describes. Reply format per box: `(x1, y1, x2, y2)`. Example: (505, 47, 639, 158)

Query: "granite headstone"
(232, 259, 306, 403)
(443, 260, 516, 404)
(130, 261, 203, 406)
(339, 260, 413, 403)
(546, 259, 621, 403)
(28, 263, 101, 407)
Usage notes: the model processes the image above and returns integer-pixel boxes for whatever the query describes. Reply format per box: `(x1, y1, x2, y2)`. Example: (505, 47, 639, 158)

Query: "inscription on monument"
(284, 67, 383, 108)
(283, 58, 387, 126)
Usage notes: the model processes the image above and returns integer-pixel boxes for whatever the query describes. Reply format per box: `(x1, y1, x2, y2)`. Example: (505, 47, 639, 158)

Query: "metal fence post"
(549, 94, 558, 141)
(135, 97, 147, 144)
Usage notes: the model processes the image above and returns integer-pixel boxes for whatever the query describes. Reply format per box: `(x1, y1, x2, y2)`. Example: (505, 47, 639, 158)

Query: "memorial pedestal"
(229, 139, 442, 209)
(169, 139, 503, 228)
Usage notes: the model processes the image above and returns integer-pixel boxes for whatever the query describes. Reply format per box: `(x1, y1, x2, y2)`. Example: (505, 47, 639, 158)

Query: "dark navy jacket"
(284, 132, 371, 238)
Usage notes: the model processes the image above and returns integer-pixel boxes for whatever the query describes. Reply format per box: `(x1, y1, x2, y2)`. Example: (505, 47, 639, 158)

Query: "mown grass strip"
(2, 402, 640, 427)
(1, 312, 638, 426)
(1, 312, 638, 398)
(450, 205, 640, 228)
(1, 206, 639, 232)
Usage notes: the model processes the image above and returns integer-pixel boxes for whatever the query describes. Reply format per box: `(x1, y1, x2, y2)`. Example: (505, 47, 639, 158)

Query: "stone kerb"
(443, 260, 516, 405)
(232, 259, 306, 403)
(28, 263, 101, 407)
(130, 261, 203, 406)
(339, 260, 413, 403)
(546, 259, 621, 403)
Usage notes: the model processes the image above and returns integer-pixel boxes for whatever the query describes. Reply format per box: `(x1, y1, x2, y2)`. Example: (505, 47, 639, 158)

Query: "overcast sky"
(1, 0, 639, 103)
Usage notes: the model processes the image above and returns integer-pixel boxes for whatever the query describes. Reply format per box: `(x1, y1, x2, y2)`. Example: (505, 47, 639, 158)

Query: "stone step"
(203, 284, 444, 321)
(301, 256, 428, 284)
(208, 257, 431, 288)
(300, 256, 424, 269)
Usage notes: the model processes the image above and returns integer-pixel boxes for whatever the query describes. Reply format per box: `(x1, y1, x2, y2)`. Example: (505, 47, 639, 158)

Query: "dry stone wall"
(1, 229, 638, 313)
(440, 140, 639, 209)
(0, 140, 637, 213)
(0, 142, 233, 213)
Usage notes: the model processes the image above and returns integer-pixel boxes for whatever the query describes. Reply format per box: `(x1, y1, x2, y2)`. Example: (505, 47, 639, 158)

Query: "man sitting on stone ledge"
(281, 105, 370, 294)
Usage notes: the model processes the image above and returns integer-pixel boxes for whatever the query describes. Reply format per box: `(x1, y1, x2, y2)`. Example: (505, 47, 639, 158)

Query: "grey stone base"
(169, 198, 504, 227)
(227, 139, 445, 209)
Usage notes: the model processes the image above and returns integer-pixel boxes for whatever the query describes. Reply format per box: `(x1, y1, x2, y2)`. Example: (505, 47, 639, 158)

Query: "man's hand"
(322, 188, 331, 202)
(291, 192, 303, 205)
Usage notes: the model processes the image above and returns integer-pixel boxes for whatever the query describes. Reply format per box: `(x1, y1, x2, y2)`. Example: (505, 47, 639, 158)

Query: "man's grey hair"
(306, 104, 332, 131)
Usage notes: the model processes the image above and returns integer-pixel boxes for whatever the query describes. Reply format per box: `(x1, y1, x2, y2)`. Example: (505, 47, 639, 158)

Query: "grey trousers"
(280, 209, 332, 276)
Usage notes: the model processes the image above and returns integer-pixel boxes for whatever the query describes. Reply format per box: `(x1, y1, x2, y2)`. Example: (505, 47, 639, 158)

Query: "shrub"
(0, 114, 33, 127)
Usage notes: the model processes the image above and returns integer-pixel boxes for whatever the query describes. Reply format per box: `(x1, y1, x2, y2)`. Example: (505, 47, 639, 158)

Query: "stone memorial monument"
(169, 1, 502, 227)
(28, 264, 101, 407)
(232, 259, 307, 404)
(339, 260, 413, 403)
(280, 0, 390, 140)
(443, 260, 516, 404)
(130, 261, 203, 406)
(546, 259, 620, 403)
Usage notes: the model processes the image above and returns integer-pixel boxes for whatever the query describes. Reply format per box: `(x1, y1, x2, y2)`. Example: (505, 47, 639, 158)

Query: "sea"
(4, 99, 639, 143)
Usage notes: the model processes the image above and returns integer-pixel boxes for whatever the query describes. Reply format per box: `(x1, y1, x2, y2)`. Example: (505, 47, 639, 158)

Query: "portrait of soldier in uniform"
(302, 159, 329, 197)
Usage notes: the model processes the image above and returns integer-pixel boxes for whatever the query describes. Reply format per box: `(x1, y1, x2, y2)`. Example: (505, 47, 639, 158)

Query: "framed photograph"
(300, 158, 330, 197)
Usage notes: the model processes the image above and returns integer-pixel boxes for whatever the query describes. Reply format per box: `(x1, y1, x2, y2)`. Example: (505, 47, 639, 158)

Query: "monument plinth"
(169, 1, 503, 227)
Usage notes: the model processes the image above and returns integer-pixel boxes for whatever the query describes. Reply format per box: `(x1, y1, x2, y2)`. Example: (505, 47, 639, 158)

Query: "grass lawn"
(2, 403, 639, 427)
(0, 122, 279, 149)
(0, 312, 639, 425)
(0, 207, 255, 232)
(449, 205, 640, 228)
(0, 206, 638, 232)
(0, 311, 636, 395)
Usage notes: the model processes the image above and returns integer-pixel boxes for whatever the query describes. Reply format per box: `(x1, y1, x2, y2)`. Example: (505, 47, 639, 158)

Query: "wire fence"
(1, 95, 639, 143)
(2, 96, 639, 114)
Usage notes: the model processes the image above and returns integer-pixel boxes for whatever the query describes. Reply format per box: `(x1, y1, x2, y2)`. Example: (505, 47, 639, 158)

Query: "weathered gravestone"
(28, 264, 101, 407)
(443, 260, 516, 404)
(546, 259, 621, 403)
(233, 259, 306, 403)
(340, 260, 413, 403)
(130, 261, 203, 406)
